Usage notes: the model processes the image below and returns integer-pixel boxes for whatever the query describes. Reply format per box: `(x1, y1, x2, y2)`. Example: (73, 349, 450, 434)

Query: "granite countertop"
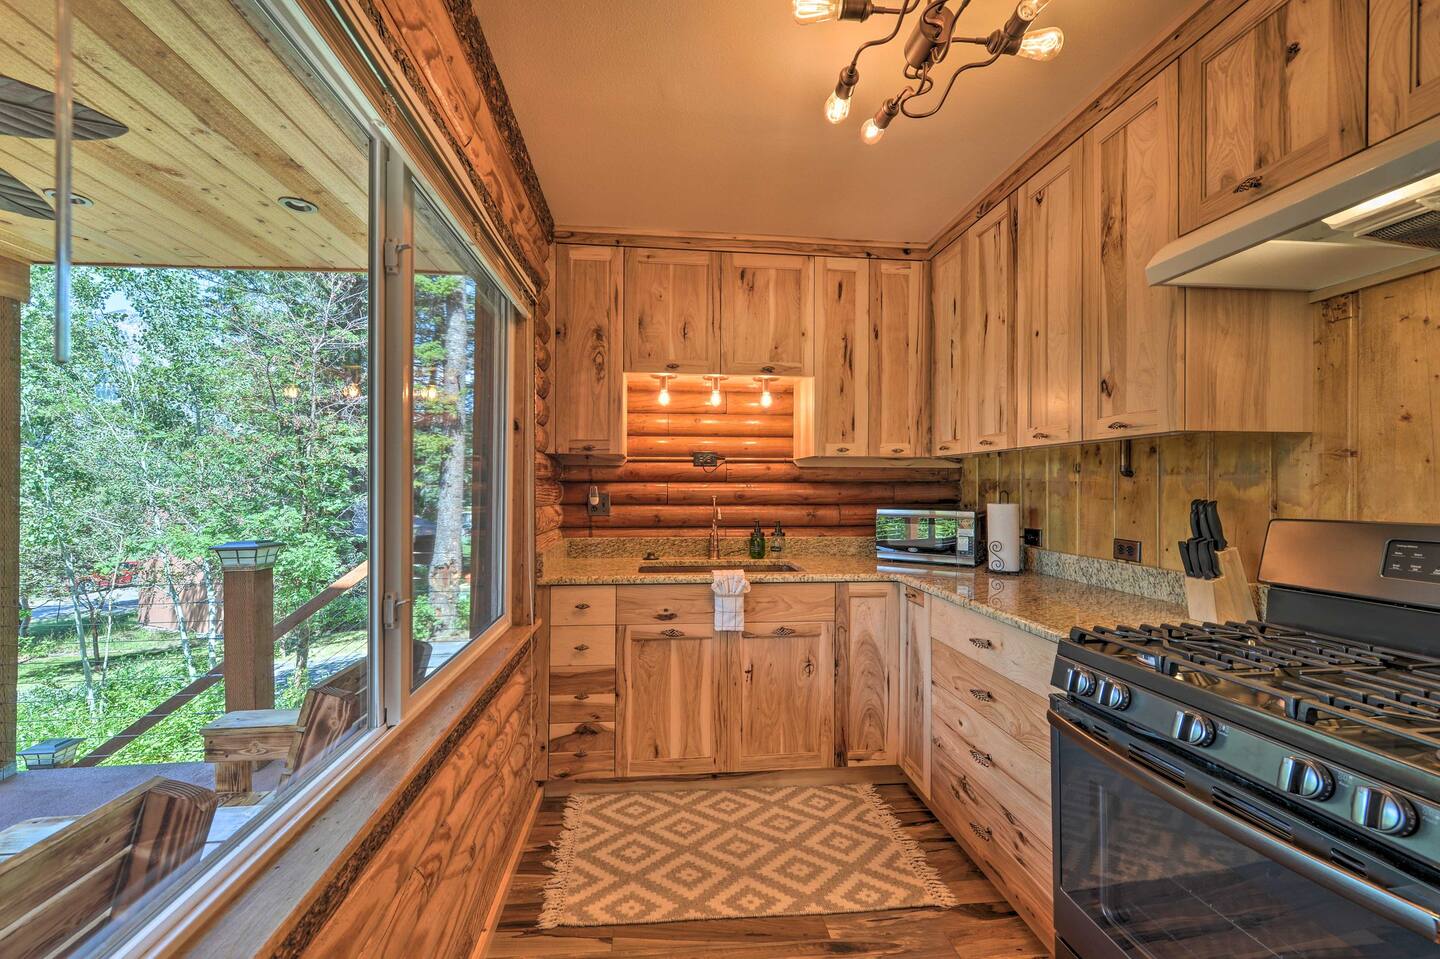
(537, 553, 1190, 644)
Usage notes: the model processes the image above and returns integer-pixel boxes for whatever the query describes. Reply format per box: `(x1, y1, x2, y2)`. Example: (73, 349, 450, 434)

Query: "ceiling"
(478, 0, 1200, 245)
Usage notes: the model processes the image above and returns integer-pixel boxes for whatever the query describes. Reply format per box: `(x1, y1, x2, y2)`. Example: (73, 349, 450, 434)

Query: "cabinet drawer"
(549, 721, 616, 753)
(550, 694, 615, 724)
(931, 638, 1049, 761)
(929, 600, 1056, 698)
(550, 626, 616, 667)
(551, 586, 617, 626)
(549, 751, 615, 781)
(617, 585, 712, 624)
(932, 682, 1050, 816)
(749, 584, 835, 621)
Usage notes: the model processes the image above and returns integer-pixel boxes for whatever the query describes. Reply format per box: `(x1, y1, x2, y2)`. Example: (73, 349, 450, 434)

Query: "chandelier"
(794, 0, 1064, 143)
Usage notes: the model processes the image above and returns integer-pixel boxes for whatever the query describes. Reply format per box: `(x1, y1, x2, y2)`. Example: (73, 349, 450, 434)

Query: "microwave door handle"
(1052, 711, 1440, 944)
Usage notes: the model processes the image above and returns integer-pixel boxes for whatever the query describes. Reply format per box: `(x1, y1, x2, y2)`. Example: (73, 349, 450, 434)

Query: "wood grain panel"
(870, 259, 928, 457)
(618, 625, 724, 776)
(1370, 0, 1440, 142)
(622, 248, 719, 373)
(961, 198, 1016, 453)
(931, 641, 1049, 760)
(837, 584, 898, 766)
(719, 253, 814, 376)
(930, 242, 965, 456)
(552, 246, 625, 457)
(730, 622, 834, 771)
(898, 588, 931, 797)
(807, 257, 869, 456)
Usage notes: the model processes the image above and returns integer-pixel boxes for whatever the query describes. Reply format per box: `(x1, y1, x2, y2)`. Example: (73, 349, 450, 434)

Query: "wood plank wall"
(558, 382, 961, 537)
(960, 284, 1438, 577)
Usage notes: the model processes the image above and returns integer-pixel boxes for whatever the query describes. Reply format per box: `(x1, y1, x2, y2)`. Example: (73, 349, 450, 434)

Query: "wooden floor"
(490, 781, 1048, 958)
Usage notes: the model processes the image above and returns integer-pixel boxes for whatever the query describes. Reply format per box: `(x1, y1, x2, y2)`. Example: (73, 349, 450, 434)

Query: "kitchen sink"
(638, 562, 801, 573)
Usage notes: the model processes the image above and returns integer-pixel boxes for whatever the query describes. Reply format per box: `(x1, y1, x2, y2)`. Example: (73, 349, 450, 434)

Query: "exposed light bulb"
(824, 90, 851, 124)
(793, 0, 843, 24)
(860, 117, 886, 145)
(1015, 0, 1052, 21)
(761, 387, 773, 409)
(709, 387, 723, 407)
(1016, 26, 1064, 61)
(658, 386, 671, 406)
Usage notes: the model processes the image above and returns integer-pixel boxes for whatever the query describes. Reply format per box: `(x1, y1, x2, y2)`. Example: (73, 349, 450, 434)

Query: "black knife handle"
(1203, 500, 1228, 550)
(1190, 500, 1206, 539)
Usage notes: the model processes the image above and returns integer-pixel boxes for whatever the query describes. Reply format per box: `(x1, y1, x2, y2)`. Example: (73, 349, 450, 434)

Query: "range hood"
(1147, 115, 1440, 297)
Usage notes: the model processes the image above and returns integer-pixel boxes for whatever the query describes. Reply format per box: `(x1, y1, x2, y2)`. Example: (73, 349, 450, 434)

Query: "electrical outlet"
(1023, 527, 1042, 547)
(691, 451, 720, 468)
(587, 492, 611, 516)
(1113, 538, 1142, 563)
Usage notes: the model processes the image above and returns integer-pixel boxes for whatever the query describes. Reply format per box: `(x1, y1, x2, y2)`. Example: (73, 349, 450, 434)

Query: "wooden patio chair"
(202, 684, 361, 794)
(0, 777, 217, 958)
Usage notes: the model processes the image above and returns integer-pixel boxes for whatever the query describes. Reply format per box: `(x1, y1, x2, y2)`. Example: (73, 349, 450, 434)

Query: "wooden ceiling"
(0, 0, 378, 271)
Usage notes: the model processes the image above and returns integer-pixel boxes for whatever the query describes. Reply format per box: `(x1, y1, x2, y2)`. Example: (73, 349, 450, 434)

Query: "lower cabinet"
(731, 622, 834, 771)
(617, 623, 725, 777)
(898, 586, 931, 796)
(839, 583, 900, 765)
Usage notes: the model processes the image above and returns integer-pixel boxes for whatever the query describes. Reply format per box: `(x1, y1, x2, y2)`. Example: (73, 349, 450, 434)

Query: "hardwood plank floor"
(490, 781, 1048, 958)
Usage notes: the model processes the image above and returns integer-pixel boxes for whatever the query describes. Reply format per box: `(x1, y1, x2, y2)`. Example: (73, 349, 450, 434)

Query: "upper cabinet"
(1016, 142, 1083, 449)
(804, 257, 871, 457)
(720, 253, 814, 376)
(551, 245, 626, 458)
(1178, 0, 1367, 232)
(870, 260, 929, 457)
(1083, 67, 1186, 440)
(623, 248, 720, 373)
(960, 198, 1016, 453)
(930, 243, 965, 457)
(1370, 0, 1440, 142)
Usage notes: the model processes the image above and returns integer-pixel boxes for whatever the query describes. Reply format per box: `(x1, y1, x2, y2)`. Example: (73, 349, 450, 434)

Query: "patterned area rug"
(539, 783, 958, 928)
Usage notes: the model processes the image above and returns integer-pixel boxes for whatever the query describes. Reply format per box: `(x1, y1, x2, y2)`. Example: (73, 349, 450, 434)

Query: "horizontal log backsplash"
(559, 382, 961, 537)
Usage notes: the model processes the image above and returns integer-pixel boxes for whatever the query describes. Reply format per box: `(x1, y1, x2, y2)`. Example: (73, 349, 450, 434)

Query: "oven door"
(1051, 700, 1440, 959)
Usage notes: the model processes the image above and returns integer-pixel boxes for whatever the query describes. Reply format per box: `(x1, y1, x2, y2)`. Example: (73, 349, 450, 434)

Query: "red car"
(80, 561, 140, 589)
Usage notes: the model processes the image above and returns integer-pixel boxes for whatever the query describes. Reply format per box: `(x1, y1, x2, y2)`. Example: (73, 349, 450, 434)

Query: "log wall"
(559, 381, 961, 537)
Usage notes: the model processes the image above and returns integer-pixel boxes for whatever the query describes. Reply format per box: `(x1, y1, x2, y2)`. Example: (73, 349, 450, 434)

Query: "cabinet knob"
(969, 748, 993, 768)
(1233, 175, 1264, 194)
(969, 822, 993, 842)
(656, 611, 678, 621)
(574, 603, 591, 610)
(574, 643, 590, 652)
(969, 688, 994, 703)
(969, 637, 994, 650)
(1107, 421, 1132, 431)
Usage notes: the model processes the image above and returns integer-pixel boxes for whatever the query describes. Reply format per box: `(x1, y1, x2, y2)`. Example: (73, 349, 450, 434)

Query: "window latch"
(383, 592, 412, 629)
(383, 238, 412, 275)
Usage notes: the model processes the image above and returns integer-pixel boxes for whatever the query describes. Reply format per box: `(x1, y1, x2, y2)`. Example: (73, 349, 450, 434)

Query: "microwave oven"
(875, 509, 983, 567)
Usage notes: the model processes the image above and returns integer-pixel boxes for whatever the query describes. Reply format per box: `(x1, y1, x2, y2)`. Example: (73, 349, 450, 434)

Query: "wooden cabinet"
(1083, 66, 1186, 440)
(959, 198, 1016, 453)
(552, 245, 626, 458)
(869, 260, 928, 457)
(622, 248, 720, 373)
(731, 622, 834, 771)
(546, 588, 618, 780)
(1178, 0, 1366, 232)
(1016, 142, 1083, 449)
(1370, 0, 1440, 142)
(802, 257, 870, 457)
(720, 253, 814, 376)
(617, 624, 724, 777)
(930, 242, 965, 457)
(837, 583, 899, 765)
(898, 587, 931, 797)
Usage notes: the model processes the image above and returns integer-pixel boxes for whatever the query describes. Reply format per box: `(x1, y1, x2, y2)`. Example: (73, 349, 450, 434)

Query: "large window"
(0, 0, 515, 952)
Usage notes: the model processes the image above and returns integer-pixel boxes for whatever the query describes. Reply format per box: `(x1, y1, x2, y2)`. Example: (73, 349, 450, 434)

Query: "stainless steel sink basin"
(638, 562, 800, 574)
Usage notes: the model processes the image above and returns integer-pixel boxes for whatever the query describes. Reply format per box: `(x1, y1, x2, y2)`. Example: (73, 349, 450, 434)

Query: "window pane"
(0, 0, 375, 948)
(410, 190, 509, 690)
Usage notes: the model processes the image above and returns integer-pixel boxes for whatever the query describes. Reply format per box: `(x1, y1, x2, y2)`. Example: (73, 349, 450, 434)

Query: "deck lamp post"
(18, 736, 86, 770)
(211, 540, 285, 713)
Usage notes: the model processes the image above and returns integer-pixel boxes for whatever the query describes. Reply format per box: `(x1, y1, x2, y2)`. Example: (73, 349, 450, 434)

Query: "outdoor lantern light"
(210, 540, 285, 571)
(19, 736, 86, 770)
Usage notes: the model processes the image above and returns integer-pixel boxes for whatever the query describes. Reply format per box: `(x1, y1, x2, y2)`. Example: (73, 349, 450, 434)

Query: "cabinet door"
(1016, 143, 1083, 448)
(720, 253, 814, 375)
(1083, 66, 1186, 439)
(839, 584, 899, 765)
(808, 257, 870, 457)
(553, 245, 625, 455)
(617, 624, 723, 776)
(731, 622, 834, 771)
(623, 248, 719, 373)
(930, 242, 966, 456)
(870, 260, 929, 458)
(1178, 0, 1366, 231)
(961, 198, 1016, 453)
(1370, 0, 1440, 142)
(898, 587, 931, 797)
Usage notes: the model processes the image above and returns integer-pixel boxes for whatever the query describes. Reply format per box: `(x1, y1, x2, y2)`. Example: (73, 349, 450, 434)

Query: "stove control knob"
(1095, 677, 1131, 711)
(1064, 667, 1097, 698)
(1276, 756, 1334, 801)
(1171, 710, 1216, 747)
(1351, 786, 1418, 837)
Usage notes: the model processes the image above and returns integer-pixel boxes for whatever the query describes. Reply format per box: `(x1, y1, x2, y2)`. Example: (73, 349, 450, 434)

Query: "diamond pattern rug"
(539, 783, 958, 928)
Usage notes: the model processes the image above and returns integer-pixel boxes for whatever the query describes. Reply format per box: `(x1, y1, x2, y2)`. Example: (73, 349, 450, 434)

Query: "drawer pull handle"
(969, 749, 993, 768)
(656, 611, 678, 621)
(555, 769, 573, 779)
(575, 750, 588, 758)
(773, 626, 795, 636)
(969, 637, 994, 650)
(969, 688, 994, 703)
(574, 643, 590, 652)
(574, 602, 591, 610)
(969, 822, 993, 842)
(660, 628, 685, 638)
(761, 365, 776, 374)
(836, 447, 850, 453)
(666, 362, 680, 370)
(1031, 431, 1049, 440)
(1233, 175, 1264, 194)
(580, 444, 596, 452)
(1107, 421, 1132, 431)
(891, 447, 904, 454)
(574, 692, 590, 701)
(977, 439, 994, 447)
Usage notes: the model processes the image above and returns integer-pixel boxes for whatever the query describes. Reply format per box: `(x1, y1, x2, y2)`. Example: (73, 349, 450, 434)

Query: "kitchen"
(0, 0, 1438, 957)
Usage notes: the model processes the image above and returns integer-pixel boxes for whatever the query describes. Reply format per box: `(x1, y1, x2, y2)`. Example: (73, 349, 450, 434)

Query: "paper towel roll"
(987, 502, 1022, 573)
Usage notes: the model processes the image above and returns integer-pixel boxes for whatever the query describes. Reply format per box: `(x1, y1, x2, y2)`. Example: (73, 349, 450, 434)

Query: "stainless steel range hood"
(1147, 115, 1440, 298)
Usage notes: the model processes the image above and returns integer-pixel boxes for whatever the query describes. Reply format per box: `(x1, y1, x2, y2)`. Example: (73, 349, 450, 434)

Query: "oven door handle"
(1054, 711, 1440, 944)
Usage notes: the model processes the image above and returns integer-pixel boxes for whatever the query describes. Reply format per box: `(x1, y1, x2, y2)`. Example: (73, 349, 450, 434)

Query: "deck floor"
(491, 781, 1048, 958)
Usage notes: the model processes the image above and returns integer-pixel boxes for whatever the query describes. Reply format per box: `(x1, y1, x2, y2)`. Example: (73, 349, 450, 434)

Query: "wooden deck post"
(211, 541, 284, 713)
(0, 258, 26, 778)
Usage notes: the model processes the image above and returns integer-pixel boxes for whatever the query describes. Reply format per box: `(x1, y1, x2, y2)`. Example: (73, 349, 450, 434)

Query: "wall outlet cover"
(1023, 527, 1042, 547)
(587, 492, 612, 516)
(691, 451, 720, 468)
(1113, 538, 1142, 563)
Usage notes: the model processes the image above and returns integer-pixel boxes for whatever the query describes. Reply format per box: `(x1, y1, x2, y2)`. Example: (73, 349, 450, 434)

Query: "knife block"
(1183, 548, 1258, 624)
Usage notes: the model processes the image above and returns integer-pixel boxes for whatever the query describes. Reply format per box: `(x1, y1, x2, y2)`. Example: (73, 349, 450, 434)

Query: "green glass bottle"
(748, 522, 766, 559)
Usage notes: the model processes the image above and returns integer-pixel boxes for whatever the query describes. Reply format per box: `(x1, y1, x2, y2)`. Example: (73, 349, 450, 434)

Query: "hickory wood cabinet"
(1177, 0, 1367, 232)
(959, 197, 1017, 454)
(719, 252, 814, 376)
(551, 246, 626, 460)
(930, 242, 965, 456)
(898, 585, 931, 797)
(837, 583, 901, 765)
(1370, 0, 1440, 142)
(622, 248, 720, 374)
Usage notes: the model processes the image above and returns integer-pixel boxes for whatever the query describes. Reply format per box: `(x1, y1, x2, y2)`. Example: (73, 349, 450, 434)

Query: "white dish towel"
(712, 569, 750, 632)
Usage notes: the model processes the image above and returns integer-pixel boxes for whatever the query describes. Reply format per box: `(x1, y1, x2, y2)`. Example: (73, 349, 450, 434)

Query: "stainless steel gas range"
(1050, 519, 1440, 959)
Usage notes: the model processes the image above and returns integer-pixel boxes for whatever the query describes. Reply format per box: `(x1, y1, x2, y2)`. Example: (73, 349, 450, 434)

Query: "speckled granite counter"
(537, 553, 1191, 644)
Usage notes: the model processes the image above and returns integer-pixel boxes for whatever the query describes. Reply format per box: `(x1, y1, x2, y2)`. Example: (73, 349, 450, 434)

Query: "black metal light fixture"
(795, 0, 1064, 143)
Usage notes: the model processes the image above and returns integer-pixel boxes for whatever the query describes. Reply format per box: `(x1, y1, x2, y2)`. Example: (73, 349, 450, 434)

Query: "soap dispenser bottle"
(748, 522, 766, 559)
(770, 523, 786, 556)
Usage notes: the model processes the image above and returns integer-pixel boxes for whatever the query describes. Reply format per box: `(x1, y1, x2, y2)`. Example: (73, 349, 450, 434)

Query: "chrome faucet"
(709, 496, 722, 560)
